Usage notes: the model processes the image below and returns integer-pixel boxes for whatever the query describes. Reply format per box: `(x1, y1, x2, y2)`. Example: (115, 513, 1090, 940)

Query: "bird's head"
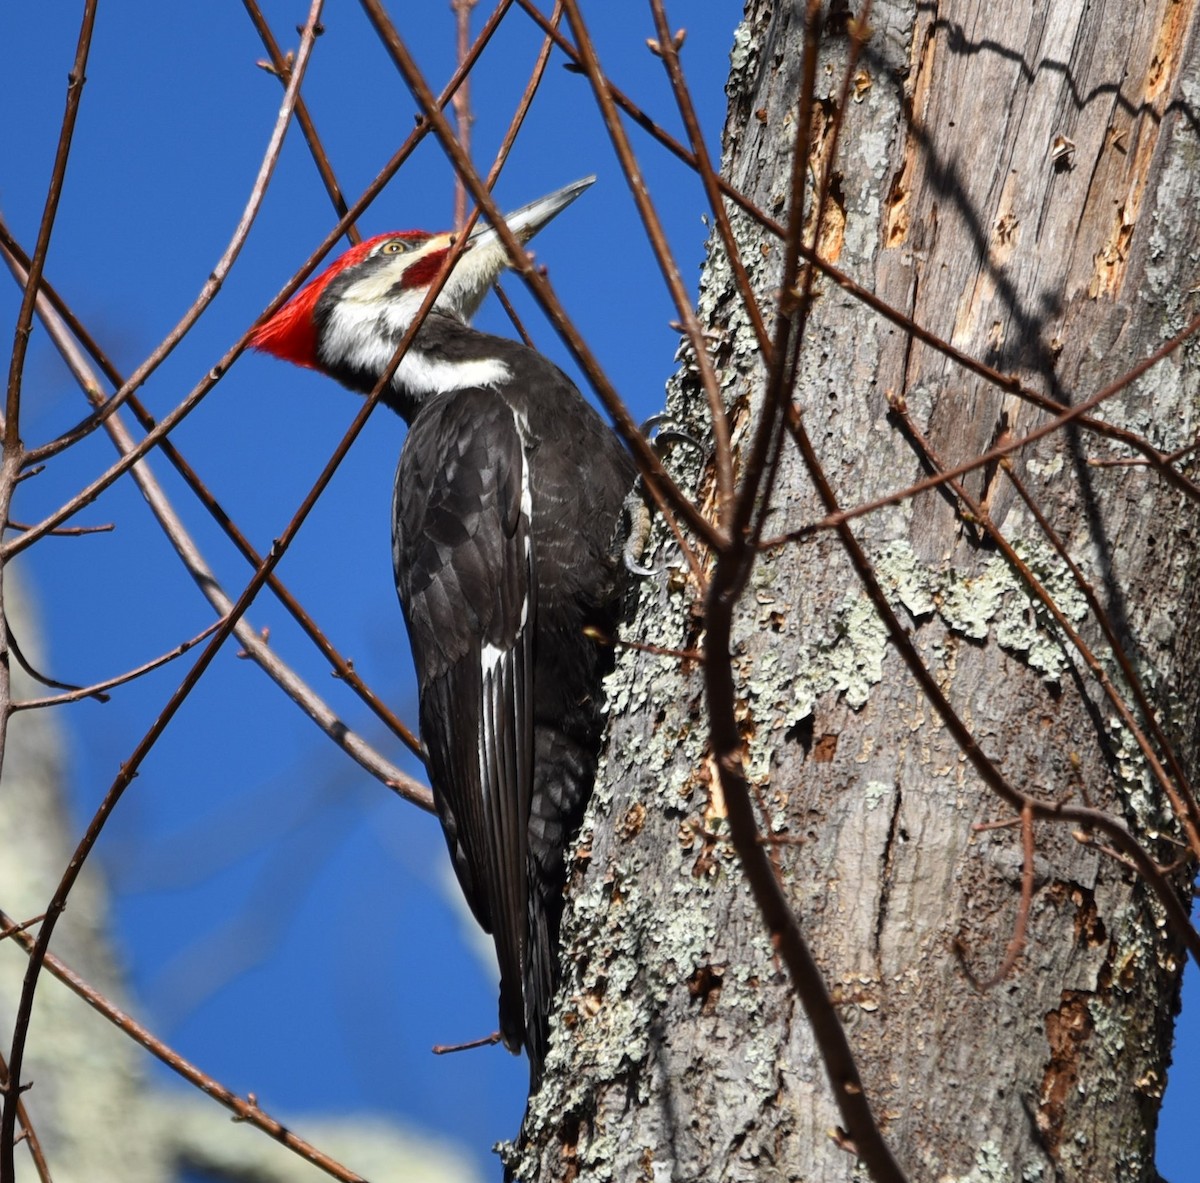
(250, 176, 595, 398)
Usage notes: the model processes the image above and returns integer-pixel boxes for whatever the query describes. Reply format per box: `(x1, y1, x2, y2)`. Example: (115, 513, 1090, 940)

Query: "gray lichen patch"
(753, 534, 1093, 733)
(937, 539, 1089, 681)
(863, 780, 892, 810)
(758, 586, 891, 723)
(948, 1141, 1014, 1183)
(875, 539, 937, 618)
(725, 534, 1102, 804)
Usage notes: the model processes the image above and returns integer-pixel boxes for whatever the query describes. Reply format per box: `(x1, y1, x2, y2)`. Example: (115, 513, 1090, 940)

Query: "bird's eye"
(380, 240, 408, 255)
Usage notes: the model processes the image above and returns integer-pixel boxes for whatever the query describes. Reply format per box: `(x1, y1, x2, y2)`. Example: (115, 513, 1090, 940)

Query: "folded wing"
(392, 388, 535, 1050)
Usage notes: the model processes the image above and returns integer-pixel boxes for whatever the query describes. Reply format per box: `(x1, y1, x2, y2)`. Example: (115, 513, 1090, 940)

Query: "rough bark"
(513, 2, 1200, 1181)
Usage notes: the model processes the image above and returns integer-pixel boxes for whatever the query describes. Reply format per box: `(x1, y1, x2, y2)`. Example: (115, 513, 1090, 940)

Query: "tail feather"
(499, 973, 525, 1055)
(521, 726, 596, 1089)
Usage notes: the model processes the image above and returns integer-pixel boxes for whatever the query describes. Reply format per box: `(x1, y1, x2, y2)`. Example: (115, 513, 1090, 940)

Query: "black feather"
(391, 315, 635, 1088)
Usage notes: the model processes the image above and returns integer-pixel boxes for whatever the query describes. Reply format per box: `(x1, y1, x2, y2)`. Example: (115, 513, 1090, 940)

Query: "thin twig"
(729, 0, 823, 564)
(475, 0, 562, 201)
(0, 18, 100, 1183)
(3, 519, 111, 537)
(0, 1049, 50, 1183)
(492, 281, 537, 347)
(450, 0, 479, 229)
(0, 909, 367, 1183)
(958, 804, 1035, 989)
(432, 1031, 501, 1054)
(1088, 433, 1200, 469)
(12, 619, 225, 711)
(647, 1, 772, 363)
(1003, 459, 1200, 839)
(0, 916, 46, 944)
(743, 1, 875, 579)
(6, 623, 97, 699)
(565, 0, 734, 527)
(4, 0, 98, 454)
(698, 5, 909, 1179)
(242, 0, 362, 246)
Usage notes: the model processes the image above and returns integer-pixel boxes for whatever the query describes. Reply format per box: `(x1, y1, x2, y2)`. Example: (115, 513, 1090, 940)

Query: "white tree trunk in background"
(1, 571, 481, 1182)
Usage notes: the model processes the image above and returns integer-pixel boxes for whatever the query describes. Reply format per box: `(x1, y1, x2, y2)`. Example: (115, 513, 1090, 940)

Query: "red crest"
(250, 231, 429, 369)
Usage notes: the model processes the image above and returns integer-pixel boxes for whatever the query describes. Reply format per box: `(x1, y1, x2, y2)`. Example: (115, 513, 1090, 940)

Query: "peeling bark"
(514, 2, 1200, 1180)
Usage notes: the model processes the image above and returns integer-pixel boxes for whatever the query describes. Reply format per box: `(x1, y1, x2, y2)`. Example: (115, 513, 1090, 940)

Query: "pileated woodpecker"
(252, 178, 635, 1088)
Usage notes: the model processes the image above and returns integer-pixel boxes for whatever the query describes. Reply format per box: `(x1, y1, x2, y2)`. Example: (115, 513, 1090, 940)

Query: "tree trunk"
(513, 1, 1200, 1180)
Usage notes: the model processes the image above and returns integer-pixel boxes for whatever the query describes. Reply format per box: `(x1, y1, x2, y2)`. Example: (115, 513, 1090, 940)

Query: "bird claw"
(639, 413, 706, 459)
(620, 415, 707, 577)
(622, 492, 655, 576)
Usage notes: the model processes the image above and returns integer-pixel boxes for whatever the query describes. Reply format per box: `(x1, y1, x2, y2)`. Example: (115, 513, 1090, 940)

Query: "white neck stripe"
(320, 299, 511, 395)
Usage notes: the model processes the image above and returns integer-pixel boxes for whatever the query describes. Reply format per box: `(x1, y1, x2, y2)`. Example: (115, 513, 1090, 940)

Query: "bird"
(251, 178, 636, 1088)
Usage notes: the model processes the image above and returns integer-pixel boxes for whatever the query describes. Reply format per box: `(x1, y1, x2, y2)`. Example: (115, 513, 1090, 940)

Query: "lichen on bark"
(515, 2, 1200, 1181)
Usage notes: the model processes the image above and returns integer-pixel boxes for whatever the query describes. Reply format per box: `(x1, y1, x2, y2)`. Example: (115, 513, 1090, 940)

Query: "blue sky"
(0, 3, 1195, 1181)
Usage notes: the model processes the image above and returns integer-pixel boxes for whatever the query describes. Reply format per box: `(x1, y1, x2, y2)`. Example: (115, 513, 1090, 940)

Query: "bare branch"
(0, 909, 368, 1183)
(697, 5, 910, 1179)
(0, 1049, 50, 1183)
(12, 619, 224, 711)
(242, 0, 362, 247)
(22, 7, 320, 469)
(4, 0, 98, 455)
(957, 804, 1035, 989)
(450, 0, 480, 229)
(565, 0, 735, 526)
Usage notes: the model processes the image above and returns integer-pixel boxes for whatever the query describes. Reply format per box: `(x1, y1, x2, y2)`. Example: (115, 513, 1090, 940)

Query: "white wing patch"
(475, 404, 535, 807)
(513, 407, 535, 629)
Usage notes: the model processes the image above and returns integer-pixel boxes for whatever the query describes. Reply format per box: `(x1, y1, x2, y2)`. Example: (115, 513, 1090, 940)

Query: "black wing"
(392, 388, 535, 1052)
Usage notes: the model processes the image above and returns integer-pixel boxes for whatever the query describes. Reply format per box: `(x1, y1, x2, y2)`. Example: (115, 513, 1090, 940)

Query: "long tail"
(523, 726, 597, 1089)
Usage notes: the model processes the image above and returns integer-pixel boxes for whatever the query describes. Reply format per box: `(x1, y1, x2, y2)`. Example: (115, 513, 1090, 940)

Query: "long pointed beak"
(427, 177, 595, 323)
(467, 176, 596, 252)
